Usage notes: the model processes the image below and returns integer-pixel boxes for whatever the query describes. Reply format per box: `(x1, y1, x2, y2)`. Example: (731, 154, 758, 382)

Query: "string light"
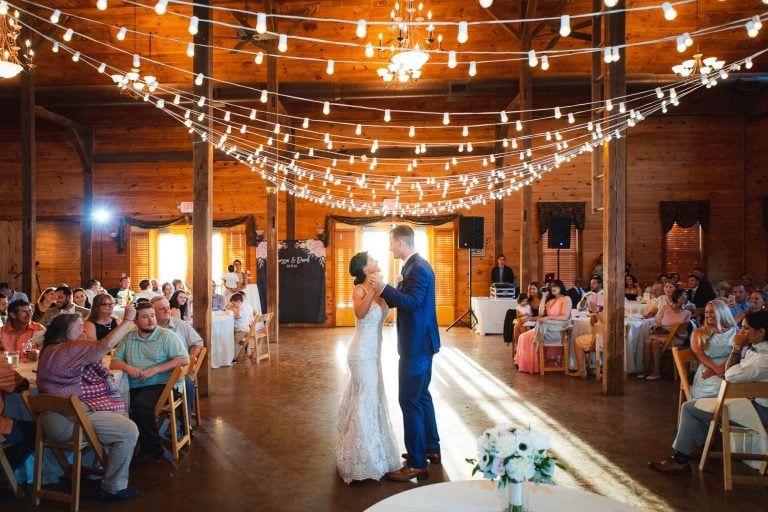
(154, 0, 168, 16)
(457, 21, 468, 44)
(96, 0, 107, 11)
(559, 15, 571, 37)
(188, 16, 199, 35)
(661, 2, 677, 21)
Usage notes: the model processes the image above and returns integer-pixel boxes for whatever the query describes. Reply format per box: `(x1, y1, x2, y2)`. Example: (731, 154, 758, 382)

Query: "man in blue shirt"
(111, 302, 188, 464)
(729, 283, 750, 322)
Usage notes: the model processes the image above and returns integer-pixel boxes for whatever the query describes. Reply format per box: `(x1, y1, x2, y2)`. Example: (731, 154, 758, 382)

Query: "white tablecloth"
(569, 316, 653, 373)
(365, 480, 639, 512)
(210, 312, 236, 368)
(471, 297, 518, 335)
(244, 284, 262, 315)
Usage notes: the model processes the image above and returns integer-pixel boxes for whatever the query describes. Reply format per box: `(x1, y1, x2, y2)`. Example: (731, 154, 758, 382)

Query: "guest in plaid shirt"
(36, 304, 140, 501)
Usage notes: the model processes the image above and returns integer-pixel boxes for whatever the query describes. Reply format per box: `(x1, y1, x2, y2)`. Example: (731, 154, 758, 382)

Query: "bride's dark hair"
(349, 251, 369, 285)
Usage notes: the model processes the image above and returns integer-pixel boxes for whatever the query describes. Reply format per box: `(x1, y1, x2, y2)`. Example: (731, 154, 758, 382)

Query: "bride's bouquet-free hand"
(466, 423, 560, 512)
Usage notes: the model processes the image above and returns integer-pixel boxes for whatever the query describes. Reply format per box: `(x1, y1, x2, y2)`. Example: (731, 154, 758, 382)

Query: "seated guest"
(570, 303, 604, 379)
(161, 282, 173, 301)
(732, 288, 766, 324)
(150, 279, 160, 294)
(577, 275, 603, 311)
(84, 293, 120, 341)
(728, 283, 750, 321)
(107, 276, 133, 302)
(686, 274, 715, 309)
(624, 274, 642, 301)
(714, 280, 731, 299)
(0, 293, 7, 324)
(691, 267, 715, 299)
(135, 279, 160, 302)
(110, 302, 188, 465)
(669, 272, 681, 287)
(151, 296, 202, 416)
(741, 273, 755, 292)
(36, 307, 139, 501)
(169, 290, 192, 322)
(40, 285, 90, 326)
(690, 300, 738, 399)
(0, 300, 45, 357)
(649, 280, 664, 301)
(515, 280, 572, 374)
(72, 287, 92, 309)
(565, 277, 585, 307)
(491, 255, 515, 284)
(0, 357, 32, 468)
(227, 292, 254, 353)
(0, 283, 29, 305)
(83, 278, 102, 304)
(513, 283, 543, 345)
(649, 310, 768, 474)
(32, 287, 56, 324)
(639, 288, 691, 381)
(644, 281, 676, 318)
(211, 281, 226, 312)
(171, 279, 187, 292)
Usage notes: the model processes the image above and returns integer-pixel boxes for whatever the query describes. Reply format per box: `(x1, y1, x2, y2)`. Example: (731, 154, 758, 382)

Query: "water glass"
(6, 351, 19, 367)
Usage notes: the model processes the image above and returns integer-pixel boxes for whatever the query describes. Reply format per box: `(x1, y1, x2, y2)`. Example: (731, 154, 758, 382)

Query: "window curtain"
(323, 214, 458, 235)
(116, 214, 258, 253)
(536, 202, 586, 235)
(660, 201, 710, 234)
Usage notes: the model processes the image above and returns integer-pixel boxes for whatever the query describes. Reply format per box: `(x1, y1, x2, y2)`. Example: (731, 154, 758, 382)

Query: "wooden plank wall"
(745, 115, 768, 286)
(0, 102, 761, 317)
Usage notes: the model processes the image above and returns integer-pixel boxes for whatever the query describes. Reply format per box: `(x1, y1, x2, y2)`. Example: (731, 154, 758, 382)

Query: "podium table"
(470, 297, 518, 335)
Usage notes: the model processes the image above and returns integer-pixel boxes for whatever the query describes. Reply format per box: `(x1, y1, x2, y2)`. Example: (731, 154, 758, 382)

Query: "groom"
(370, 225, 441, 481)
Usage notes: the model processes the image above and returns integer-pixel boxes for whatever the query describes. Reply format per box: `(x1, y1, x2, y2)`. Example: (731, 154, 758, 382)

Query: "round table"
(365, 480, 640, 512)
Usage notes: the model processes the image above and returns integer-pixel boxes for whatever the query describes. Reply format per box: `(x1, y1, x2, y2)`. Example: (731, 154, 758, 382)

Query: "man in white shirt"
(577, 276, 604, 311)
(227, 292, 253, 355)
(83, 278, 102, 304)
(0, 283, 29, 305)
(136, 279, 160, 302)
(649, 310, 768, 474)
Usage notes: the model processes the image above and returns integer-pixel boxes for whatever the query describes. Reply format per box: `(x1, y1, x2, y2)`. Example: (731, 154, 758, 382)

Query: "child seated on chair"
(570, 304, 604, 379)
(227, 293, 254, 357)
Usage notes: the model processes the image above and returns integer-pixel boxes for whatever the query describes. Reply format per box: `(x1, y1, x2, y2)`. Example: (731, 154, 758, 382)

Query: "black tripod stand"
(446, 248, 477, 331)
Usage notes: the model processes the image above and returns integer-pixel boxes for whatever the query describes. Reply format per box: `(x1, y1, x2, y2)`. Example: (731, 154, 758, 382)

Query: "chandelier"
(0, 7, 26, 79)
(672, 53, 725, 81)
(110, 68, 158, 95)
(375, 1, 440, 86)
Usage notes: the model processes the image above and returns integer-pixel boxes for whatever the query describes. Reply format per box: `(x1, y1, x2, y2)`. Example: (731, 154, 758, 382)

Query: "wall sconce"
(316, 229, 325, 243)
(255, 229, 264, 242)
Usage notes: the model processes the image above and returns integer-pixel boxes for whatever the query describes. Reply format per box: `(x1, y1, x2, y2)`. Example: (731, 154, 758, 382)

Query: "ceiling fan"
(226, 2, 319, 54)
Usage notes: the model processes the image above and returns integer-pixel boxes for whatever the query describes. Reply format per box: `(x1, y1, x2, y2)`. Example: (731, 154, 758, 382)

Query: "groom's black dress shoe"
(386, 464, 429, 482)
(401, 452, 441, 464)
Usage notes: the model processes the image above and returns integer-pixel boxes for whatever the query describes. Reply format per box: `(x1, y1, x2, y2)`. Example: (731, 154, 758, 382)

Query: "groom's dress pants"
(399, 355, 440, 469)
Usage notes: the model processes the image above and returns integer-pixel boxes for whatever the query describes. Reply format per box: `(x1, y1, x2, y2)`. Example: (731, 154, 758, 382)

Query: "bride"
(336, 251, 400, 483)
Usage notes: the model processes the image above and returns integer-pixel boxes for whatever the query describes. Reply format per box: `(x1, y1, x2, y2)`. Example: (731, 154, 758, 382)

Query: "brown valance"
(537, 202, 586, 235)
(324, 214, 458, 237)
(116, 214, 259, 253)
(660, 201, 710, 233)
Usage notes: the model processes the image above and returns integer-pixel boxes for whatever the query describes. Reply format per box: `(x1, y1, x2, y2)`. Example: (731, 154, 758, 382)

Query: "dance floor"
(1, 325, 764, 511)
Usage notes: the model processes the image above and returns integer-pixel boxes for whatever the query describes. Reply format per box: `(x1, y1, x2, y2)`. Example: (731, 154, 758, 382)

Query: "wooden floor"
(2, 326, 767, 511)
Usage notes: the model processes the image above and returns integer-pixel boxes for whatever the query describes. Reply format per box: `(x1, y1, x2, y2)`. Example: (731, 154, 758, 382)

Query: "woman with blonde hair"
(689, 299, 738, 398)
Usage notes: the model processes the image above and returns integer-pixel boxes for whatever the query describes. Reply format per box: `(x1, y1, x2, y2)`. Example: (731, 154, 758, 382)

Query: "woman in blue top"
(690, 299, 738, 399)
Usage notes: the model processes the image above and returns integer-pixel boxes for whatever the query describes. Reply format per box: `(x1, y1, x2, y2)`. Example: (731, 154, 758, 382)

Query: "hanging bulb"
(384, 109, 391, 122)
(52, 41, 59, 52)
(684, 32, 693, 47)
(515, 120, 522, 131)
(656, 87, 664, 99)
(605, 99, 613, 111)
(173, 94, 180, 105)
(278, 34, 288, 52)
(355, 123, 362, 135)
(72, 51, 80, 62)
(371, 139, 378, 153)
(409, 125, 415, 137)
(753, 15, 763, 31)
(256, 13, 267, 34)
(96, 0, 107, 11)
(98, 62, 106, 73)
(468, 61, 477, 76)
(540, 55, 549, 71)
(117, 27, 127, 40)
(260, 89, 268, 103)
(326, 59, 334, 75)
(448, 50, 457, 69)
(528, 49, 538, 68)
(462, 125, 469, 137)
(188, 16, 199, 35)
(604, 0, 619, 7)
(356, 19, 367, 38)
(611, 46, 620, 62)
(443, 112, 450, 125)
(662, 2, 676, 21)
(568, 112, 575, 124)
(365, 42, 374, 58)
(479, 0, 493, 7)
(457, 21, 468, 44)
(63, 28, 74, 41)
(154, 0, 168, 15)
(195, 73, 204, 86)
(302, 117, 309, 129)
(133, 53, 140, 68)
(559, 15, 571, 37)
(323, 101, 330, 115)
(676, 36, 686, 53)
(255, 51, 264, 64)
(50, 9, 61, 23)
(500, 111, 508, 123)
(186, 42, 195, 57)
(554, 106, 562, 119)
(745, 57, 753, 69)
(746, 21, 759, 38)
(603, 47, 612, 64)
(197, 96, 205, 107)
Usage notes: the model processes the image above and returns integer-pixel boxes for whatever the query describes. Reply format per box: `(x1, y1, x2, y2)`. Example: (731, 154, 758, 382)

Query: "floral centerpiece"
(466, 423, 558, 512)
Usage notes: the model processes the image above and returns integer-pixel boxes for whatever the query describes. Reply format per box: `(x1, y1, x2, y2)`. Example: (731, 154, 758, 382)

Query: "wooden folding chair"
(191, 346, 207, 428)
(22, 392, 106, 512)
(698, 381, 768, 490)
(153, 366, 191, 460)
(538, 324, 571, 375)
(234, 312, 261, 362)
(0, 441, 23, 498)
(672, 347, 694, 427)
(247, 312, 273, 364)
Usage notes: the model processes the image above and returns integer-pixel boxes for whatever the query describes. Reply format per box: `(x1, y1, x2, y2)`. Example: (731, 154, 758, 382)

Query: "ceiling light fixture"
(0, 8, 31, 79)
(672, 53, 724, 82)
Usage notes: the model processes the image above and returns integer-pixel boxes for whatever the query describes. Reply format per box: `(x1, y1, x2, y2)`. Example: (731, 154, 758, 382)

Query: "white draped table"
(210, 311, 236, 368)
(365, 480, 640, 512)
(471, 297, 518, 335)
(569, 315, 654, 373)
(244, 284, 262, 315)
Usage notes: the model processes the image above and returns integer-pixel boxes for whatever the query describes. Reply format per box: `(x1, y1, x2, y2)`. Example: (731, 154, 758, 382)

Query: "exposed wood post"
(494, 124, 507, 259)
(80, 131, 94, 284)
(285, 123, 296, 240)
(20, 52, 36, 299)
(602, 2, 627, 395)
(192, 0, 213, 395)
(591, 0, 604, 213)
(266, 44, 280, 342)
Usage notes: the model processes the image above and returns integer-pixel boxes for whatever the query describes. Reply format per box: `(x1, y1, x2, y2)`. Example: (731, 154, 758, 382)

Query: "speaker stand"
(446, 248, 478, 332)
(556, 248, 561, 280)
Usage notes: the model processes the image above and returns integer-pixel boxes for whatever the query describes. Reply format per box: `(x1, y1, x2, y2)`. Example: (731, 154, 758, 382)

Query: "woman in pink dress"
(515, 280, 572, 373)
(639, 287, 691, 380)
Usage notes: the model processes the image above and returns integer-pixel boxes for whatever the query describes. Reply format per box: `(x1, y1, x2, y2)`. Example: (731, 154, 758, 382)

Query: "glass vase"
(501, 481, 529, 512)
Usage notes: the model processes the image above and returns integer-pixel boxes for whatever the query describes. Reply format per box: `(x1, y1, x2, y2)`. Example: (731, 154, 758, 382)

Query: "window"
(226, 226, 247, 272)
(540, 224, 578, 288)
(129, 231, 150, 284)
(432, 226, 455, 320)
(664, 222, 703, 279)
(157, 231, 188, 285)
(335, 227, 357, 310)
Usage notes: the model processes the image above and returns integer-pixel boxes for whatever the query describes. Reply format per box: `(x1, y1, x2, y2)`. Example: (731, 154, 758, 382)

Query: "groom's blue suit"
(380, 253, 441, 469)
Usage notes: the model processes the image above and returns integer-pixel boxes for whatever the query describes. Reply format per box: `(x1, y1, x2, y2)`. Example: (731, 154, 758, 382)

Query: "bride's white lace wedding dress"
(336, 300, 400, 483)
